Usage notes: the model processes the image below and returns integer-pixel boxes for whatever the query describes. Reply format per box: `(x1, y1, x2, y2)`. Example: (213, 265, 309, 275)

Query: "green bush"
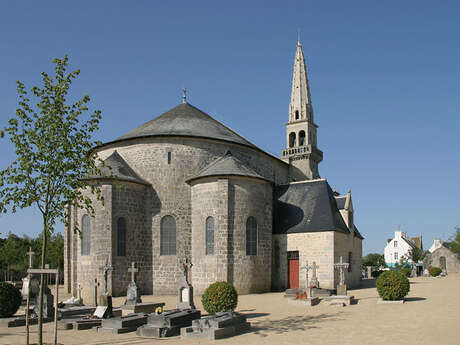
(376, 270, 410, 301)
(399, 268, 412, 277)
(0, 282, 22, 317)
(201, 281, 238, 314)
(371, 270, 383, 278)
(429, 267, 442, 277)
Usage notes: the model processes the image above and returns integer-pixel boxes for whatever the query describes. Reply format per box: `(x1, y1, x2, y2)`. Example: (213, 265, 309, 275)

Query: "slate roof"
(273, 179, 350, 234)
(115, 103, 257, 148)
(335, 195, 347, 210)
(85, 150, 149, 185)
(353, 225, 364, 240)
(186, 151, 270, 184)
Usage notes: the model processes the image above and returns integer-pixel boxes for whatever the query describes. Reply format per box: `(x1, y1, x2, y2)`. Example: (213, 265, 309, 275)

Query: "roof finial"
(297, 28, 301, 45)
(182, 87, 187, 104)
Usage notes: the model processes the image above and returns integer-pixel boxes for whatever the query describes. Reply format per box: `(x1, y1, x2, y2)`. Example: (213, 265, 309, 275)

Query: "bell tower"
(281, 39, 323, 180)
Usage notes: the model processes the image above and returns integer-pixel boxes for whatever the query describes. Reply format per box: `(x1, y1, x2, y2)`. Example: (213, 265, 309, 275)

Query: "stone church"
(64, 40, 363, 302)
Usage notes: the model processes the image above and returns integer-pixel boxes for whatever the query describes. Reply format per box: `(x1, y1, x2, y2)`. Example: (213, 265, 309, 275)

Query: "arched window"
(205, 217, 214, 255)
(246, 217, 257, 256)
(81, 215, 91, 256)
(117, 217, 126, 256)
(299, 130, 306, 146)
(289, 132, 296, 148)
(295, 110, 299, 120)
(160, 215, 176, 255)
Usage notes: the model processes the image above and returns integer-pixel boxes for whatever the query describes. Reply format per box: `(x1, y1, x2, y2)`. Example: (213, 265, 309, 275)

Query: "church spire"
(289, 39, 313, 122)
(281, 39, 323, 181)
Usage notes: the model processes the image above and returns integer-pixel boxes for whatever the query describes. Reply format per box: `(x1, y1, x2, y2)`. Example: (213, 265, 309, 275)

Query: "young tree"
(0, 56, 104, 345)
(449, 226, 460, 256)
(362, 253, 386, 269)
(407, 246, 426, 264)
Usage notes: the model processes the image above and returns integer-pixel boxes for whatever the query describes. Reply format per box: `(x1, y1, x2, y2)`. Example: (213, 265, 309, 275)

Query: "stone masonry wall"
(74, 184, 113, 304)
(111, 182, 149, 296)
(191, 177, 272, 295)
(272, 232, 335, 291)
(92, 137, 287, 295)
(333, 232, 362, 289)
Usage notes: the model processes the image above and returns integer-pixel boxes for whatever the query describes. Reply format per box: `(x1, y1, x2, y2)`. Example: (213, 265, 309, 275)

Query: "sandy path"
(1, 274, 459, 345)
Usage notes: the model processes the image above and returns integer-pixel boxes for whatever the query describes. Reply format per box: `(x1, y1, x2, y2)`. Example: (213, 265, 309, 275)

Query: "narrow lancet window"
(117, 217, 126, 256)
(81, 215, 91, 256)
(160, 215, 176, 255)
(246, 216, 257, 256)
(205, 217, 214, 255)
(299, 130, 305, 146)
(289, 132, 296, 148)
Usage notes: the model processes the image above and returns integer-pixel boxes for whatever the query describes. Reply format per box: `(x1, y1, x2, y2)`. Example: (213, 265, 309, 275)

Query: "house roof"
(186, 151, 270, 184)
(273, 179, 350, 235)
(335, 195, 346, 210)
(409, 236, 423, 250)
(354, 225, 364, 240)
(85, 150, 149, 185)
(115, 102, 257, 149)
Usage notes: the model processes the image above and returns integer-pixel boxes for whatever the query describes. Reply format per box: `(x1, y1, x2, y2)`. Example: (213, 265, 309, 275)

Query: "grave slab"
(288, 297, 320, 307)
(181, 312, 251, 340)
(96, 313, 148, 334)
(324, 295, 354, 306)
(136, 309, 201, 338)
(120, 302, 164, 316)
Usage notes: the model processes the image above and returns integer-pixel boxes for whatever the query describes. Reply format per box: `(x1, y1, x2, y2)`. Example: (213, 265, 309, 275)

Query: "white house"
(429, 238, 443, 253)
(384, 230, 423, 267)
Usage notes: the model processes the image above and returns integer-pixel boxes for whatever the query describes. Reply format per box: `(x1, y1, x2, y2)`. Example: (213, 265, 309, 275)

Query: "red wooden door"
(288, 258, 299, 289)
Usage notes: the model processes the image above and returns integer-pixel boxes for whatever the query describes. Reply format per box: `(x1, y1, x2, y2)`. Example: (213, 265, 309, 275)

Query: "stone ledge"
(324, 295, 354, 306)
(287, 297, 320, 307)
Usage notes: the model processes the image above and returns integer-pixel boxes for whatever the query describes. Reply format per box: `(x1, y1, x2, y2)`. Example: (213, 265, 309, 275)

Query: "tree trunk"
(37, 217, 48, 345)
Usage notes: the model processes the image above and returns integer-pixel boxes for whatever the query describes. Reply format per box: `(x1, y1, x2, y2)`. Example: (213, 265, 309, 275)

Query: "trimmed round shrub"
(376, 270, 410, 301)
(371, 270, 383, 278)
(201, 281, 238, 314)
(0, 282, 22, 317)
(399, 268, 412, 277)
(429, 267, 442, 277)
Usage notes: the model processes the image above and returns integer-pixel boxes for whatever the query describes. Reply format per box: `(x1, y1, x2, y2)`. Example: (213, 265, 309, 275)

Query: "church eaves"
(84, 150, 149, 185)
(186, 151, 270, 184)
(115, 102, 257, 149)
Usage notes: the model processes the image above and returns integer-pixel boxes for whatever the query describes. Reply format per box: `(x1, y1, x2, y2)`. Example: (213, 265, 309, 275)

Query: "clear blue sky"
(0, 1, 459, 254)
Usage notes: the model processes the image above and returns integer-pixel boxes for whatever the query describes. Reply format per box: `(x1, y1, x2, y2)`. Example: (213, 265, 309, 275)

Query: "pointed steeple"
(289, 40, 313, 122)
(281, 39, 323, 181)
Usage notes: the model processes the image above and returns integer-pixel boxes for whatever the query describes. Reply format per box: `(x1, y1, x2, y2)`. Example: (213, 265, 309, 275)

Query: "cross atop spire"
(297, 28, 301, 45)
(182, 87, 187, 104)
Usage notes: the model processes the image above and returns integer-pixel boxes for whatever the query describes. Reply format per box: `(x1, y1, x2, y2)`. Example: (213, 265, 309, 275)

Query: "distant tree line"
(0, 232, 63, 282)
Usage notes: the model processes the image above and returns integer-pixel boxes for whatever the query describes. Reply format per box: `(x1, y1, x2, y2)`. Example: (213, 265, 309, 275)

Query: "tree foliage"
(362, 253, 386, 269)
(448, 227, 460, 256)
(0, 55, 103, 344)
(407, 246, 426, 264)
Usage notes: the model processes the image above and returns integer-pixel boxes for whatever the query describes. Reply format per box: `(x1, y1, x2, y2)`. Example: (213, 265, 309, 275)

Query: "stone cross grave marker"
(126, 262, 142, 305)
(92, 278, 99, 306)
(27, 247, 35, 269)
(310, 261, 320, 288)
(128, 262, 138, 283)
(334, 256, 349, 296)
(182, 257, 193, 286)
(300, 261, 312, 296)
(100, 260, 113, 295)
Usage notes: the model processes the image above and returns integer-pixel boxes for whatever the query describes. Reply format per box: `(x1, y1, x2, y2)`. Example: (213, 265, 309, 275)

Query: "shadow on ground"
(405, 297, 426, 302)
(245, 313, 270, 319)
(251, 313, 341, 337)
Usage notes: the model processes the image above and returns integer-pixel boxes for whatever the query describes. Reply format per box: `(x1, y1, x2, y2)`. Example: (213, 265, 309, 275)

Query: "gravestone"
(121, 262, 165, 316)
(324, 256, 354, 306)
(423, 268, 430, 277)
(177, 258, 195, 310)
(33, 286, 54, 318)
(97, 313, 148, 334)
(309, 261, 320, 288)
(289, 261, 319, 306)
(98, 261, 113, 317)
(136, 309, 201, 338)
(181, 312, 251, 340)
(125, 262, 141, 305)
